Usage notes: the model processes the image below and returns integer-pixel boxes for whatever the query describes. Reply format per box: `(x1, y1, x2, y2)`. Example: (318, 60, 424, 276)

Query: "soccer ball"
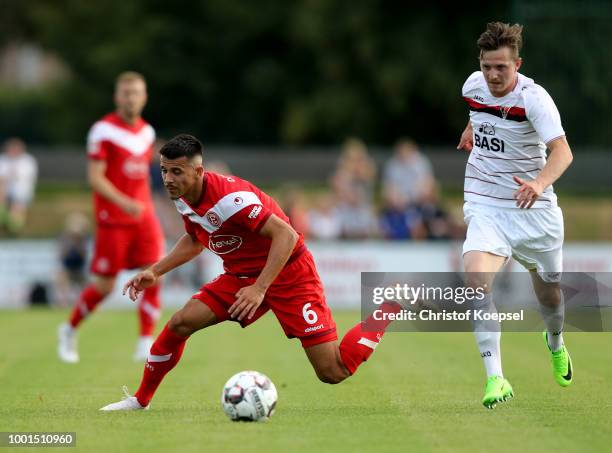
(221, 371, 278, 422)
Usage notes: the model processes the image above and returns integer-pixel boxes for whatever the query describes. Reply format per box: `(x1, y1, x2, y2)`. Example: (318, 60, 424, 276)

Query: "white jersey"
(462, 71, 565, 209)
(0, 152, 38, 203)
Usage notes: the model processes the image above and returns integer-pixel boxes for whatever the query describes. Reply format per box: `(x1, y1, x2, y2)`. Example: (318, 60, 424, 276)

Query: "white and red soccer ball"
(221, 371, 278, 422)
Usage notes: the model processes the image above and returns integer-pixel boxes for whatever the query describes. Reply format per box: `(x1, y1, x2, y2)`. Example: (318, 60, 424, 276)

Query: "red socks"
(69, 285, 105, 328)
(134, 323, 188, 406)
(339, 302, 400, 374)
(138, 285, 161, 336)
(69, 284, 161, 335)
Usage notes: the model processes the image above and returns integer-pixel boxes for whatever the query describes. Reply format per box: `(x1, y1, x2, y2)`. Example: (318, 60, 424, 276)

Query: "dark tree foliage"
(1, 0, 610, 147)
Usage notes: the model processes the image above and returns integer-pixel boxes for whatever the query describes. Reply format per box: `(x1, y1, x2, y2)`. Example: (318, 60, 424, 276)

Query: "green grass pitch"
(1, 308, 611, 452)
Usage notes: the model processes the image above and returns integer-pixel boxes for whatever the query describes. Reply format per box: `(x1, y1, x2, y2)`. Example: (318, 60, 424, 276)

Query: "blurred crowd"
(0, 135, 465, 244)
(0, 137, 38, 236)
(281, 138, 465, 241)
(1, 135, 465, 305)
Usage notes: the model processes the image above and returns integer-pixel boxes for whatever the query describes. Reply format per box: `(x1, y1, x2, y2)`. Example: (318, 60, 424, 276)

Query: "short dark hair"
(159, 134, 203, 160)
(477, 22, 523, 59)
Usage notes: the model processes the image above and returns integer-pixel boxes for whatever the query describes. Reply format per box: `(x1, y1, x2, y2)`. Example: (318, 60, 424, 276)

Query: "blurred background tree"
(0, 0, 610, 147)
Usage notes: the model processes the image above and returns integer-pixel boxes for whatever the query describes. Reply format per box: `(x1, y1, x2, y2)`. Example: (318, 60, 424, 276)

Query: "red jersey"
(175, 172, 305, 275)
(87, 112, 156, 225)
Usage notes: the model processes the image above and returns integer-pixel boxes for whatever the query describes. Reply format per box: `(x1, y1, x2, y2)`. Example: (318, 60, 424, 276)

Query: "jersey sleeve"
(228, 203, 273, 233)
(524, 85, 565, 144)
(86, 122, 112, 160)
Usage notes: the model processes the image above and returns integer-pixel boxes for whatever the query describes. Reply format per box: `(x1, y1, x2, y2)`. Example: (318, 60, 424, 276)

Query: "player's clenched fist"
(123, 269, 159, 301)
(229, 284, 266, 321)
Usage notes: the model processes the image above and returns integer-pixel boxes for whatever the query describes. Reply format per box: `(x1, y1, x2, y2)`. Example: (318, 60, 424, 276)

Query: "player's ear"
(515, 57, 522, 71)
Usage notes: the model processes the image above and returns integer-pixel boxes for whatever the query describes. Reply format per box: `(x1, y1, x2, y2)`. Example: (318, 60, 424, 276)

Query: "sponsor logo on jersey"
(122, 157, 149, 179)
(248, 205, 262, 219)
(478, 122, 496, 135)
(474, 132, 505, 152)
(209, 234, 243, 254)
(474, 95, 484, 102)
(206, 211, 221, 227)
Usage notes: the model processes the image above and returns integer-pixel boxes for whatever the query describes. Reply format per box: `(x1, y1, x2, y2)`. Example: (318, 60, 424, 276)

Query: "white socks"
(539, 294, 565, 352)
(472, 293, 503, 378)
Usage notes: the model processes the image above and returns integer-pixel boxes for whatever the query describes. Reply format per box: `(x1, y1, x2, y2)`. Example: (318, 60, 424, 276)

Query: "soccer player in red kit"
(100, 134, 399, 410)
(57, 72, 165, 363)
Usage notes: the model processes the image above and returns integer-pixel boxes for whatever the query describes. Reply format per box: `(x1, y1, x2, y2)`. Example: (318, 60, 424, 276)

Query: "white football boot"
(57, 323, 79, 363)
(99, 386, 149, 411)
(133, 336, 153, 362)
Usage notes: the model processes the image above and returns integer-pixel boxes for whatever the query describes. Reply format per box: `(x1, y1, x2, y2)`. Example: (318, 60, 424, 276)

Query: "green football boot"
(482, 375, 514, 409)
(543, 331, 573, 387)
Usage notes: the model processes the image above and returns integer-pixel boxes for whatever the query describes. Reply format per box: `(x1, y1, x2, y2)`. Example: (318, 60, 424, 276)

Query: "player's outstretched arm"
(513, 136, 573, 209)
(88, 160, 144, 217)
(229, 214, 298, 321)
(457, 120, 474, 152)
(123, 233, 204, 301)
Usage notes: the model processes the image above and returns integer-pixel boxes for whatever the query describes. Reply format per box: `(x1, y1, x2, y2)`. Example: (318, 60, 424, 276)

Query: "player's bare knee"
(93, 277, 115, 296)
(168, 311, 193, 337)
(464, 273, 492, 293)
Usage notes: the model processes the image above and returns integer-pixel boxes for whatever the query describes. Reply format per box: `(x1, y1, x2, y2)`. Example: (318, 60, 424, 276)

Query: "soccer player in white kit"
(457, 22, 574, 408)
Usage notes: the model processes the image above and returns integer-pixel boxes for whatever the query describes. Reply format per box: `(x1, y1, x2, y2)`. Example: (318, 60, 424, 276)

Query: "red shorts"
(91, 214, 164, 276)
(192, 250, 337, 348)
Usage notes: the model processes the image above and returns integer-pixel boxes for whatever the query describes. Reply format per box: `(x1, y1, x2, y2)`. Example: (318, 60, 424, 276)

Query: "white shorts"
(463, 202, 564, 282)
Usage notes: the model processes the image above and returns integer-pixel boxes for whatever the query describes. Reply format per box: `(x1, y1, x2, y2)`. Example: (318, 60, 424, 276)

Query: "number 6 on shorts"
(302, 303, 318, 325)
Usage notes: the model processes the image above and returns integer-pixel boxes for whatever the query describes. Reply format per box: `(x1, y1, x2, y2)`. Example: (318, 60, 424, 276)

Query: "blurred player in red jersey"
(100, 134, 400, 410)
(57, 72, 165, 363)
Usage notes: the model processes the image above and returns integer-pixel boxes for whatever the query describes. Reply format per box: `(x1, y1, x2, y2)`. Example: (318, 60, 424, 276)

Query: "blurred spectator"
(279, 184, 310, 238)
(336, 190, 379, 239)
(379, 187, 427, 240)
(382, 138, 434, 208)
(55, 212, 90, 307)
(331, 138, 377, 204)
(331, 138, 379, 239)
(0, 138, 38, 235)
(308, 193, 342, 240)
(416, 182, 466, 240)
(206, 160, 232, 175)
(149, 138, 167, 194)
